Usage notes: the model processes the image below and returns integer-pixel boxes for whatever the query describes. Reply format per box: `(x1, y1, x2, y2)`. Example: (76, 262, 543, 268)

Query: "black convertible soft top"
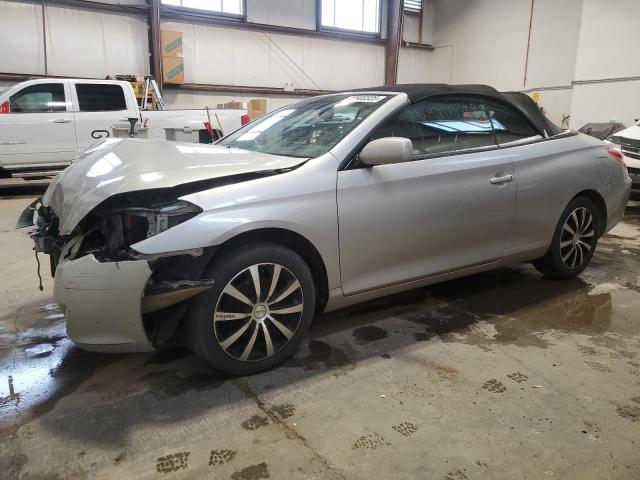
(354, 83, 563, 137)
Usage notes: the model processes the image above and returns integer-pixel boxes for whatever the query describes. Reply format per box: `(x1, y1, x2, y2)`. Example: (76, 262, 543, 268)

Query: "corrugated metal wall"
(0, 0, 395, 110)
(162, 20, 384, 91)
(0, 0, 149, 77)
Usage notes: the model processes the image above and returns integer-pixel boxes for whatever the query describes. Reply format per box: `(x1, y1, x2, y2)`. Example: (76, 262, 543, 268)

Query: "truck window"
(76, 84, 127, 112)
(10, 83, 66, 113)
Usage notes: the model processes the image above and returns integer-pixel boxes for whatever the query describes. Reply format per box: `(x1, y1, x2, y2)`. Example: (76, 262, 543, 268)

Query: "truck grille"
(622, 144, 640, 161)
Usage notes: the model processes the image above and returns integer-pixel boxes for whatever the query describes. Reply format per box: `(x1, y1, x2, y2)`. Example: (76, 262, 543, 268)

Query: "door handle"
(489, 174, 514, 185)
(50, 118, 71, 123)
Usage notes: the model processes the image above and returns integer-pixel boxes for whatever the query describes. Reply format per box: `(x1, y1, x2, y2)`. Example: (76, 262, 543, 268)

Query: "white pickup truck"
(0, 78, 247, 176)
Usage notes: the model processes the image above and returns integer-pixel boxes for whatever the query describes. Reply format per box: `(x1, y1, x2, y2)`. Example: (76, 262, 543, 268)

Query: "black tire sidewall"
(548, 197, 600, 277)
(187, 243, 315, 376)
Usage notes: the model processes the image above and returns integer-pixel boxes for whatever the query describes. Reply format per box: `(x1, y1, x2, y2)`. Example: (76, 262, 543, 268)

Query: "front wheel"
(533, 196, 600, 278)
(187, 243, 316, 375)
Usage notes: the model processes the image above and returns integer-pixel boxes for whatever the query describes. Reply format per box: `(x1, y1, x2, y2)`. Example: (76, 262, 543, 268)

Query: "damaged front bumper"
(54, 255, 156, 352)
(53, 254, 215, 353)
(18, 189, 216, 353)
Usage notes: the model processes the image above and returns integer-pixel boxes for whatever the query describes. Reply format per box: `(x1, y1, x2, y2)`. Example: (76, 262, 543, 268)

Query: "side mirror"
(359, 137, 413, 166)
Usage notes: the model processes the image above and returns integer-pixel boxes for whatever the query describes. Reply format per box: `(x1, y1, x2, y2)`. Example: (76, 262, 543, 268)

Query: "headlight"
(153, 200, 202, 236)
(120, 200, 202, 242)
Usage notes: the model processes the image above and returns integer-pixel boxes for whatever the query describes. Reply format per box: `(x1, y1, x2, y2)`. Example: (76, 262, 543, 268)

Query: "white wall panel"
(568, 0, 640, 128)
(398, 48, 429, 83)
(570, 81, 640, 130)
(428, 0, 531, 91)
(0, 1, 45, 74)
(162, 21, 384, 90)
(45, 5, 149, 77)
(525, 0, 582, 88)
(300, 37, 384, 90)
(398, 45, 451, 84)
(574, 0, 640, 81)
(246, 0, 316, 30)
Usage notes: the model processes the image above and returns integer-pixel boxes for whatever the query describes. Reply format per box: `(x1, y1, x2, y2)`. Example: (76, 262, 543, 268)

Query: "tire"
(187, 243, 316, 375)
(533, 196, 601, 278)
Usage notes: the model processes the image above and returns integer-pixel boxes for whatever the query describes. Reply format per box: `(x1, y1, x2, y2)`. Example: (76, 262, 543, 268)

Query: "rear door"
(0, 81, 76, 167)
(70, 81, 138, 153)
(337, 95, 517, 295)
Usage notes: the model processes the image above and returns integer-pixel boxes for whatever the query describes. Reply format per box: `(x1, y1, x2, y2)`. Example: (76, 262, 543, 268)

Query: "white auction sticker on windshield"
(346, 95, 386, 103)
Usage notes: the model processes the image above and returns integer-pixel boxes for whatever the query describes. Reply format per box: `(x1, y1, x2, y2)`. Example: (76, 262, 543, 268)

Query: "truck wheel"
(533, 196, 600, 278)
(187, 243, 315, 375)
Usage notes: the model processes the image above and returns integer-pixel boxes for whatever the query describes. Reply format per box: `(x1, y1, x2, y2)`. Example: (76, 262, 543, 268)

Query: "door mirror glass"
(359, 137, 413, 166)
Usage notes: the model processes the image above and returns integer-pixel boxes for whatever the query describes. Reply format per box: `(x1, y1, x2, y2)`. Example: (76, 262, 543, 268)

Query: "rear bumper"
(605, 173, 632, 233)
(54, 254, 156, 353)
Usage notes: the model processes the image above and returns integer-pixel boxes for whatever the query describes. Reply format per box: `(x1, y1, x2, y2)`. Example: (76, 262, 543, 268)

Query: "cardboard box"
(162, 56, 184, 84)
(216, 101, 244, 110)
(248, 98, 267, 120)
(161, 30, 183, 58)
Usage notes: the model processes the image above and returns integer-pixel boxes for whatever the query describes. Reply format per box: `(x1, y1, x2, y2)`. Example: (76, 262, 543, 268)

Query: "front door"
(0, 81, 76, 167)
(337, 95, 517, 295)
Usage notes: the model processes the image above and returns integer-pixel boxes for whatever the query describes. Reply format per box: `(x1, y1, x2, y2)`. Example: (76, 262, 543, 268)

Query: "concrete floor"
(1, 194, 639, 480)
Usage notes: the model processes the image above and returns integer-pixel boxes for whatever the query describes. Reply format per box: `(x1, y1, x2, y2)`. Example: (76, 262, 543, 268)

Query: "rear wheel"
(533, 196, 600, 278)
(187, 244, 315, 375)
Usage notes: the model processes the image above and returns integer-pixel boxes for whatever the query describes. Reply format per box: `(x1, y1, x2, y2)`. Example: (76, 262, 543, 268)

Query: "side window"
(75, 84, 127, 112)
(371, 96, 496, 157)
(483, 100, 541, 145)
(10, 83, 66, 113)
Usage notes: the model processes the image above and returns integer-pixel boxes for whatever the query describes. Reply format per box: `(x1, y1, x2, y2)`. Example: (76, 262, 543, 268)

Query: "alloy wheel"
(559, 207, 595, 269)
(213, 263, 304, 362)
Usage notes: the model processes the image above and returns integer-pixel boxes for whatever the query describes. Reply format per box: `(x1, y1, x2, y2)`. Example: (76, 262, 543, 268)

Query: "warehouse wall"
(160, 20, 385, 91)
(408, 0, 583, 126)
(0, 1, 46, 74)
(0, 0, 392, 112)
(1, 0, 638, 128)
(0, 0, 149, 78)
(569, 0, 640, 128)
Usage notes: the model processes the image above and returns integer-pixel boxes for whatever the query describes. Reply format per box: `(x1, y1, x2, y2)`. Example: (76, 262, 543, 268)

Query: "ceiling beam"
(5, 0, 149, 15)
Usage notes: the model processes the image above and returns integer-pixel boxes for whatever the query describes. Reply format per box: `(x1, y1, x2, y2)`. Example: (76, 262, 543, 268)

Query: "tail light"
(241, 114, 251, 126)
(606, 147, 625, 166)
(0, 101, 9, 114)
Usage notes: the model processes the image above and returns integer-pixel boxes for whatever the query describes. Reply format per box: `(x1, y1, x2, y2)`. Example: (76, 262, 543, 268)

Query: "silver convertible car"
(19, 84, 631, 375)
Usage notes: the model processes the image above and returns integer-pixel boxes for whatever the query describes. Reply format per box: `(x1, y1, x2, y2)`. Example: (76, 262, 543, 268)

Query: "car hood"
(609, 124, 640, 145)
(43, 138, 308, 235)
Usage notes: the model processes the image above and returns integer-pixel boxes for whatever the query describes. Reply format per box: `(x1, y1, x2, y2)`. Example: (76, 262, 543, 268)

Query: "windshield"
(218, 94, 391, 158)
